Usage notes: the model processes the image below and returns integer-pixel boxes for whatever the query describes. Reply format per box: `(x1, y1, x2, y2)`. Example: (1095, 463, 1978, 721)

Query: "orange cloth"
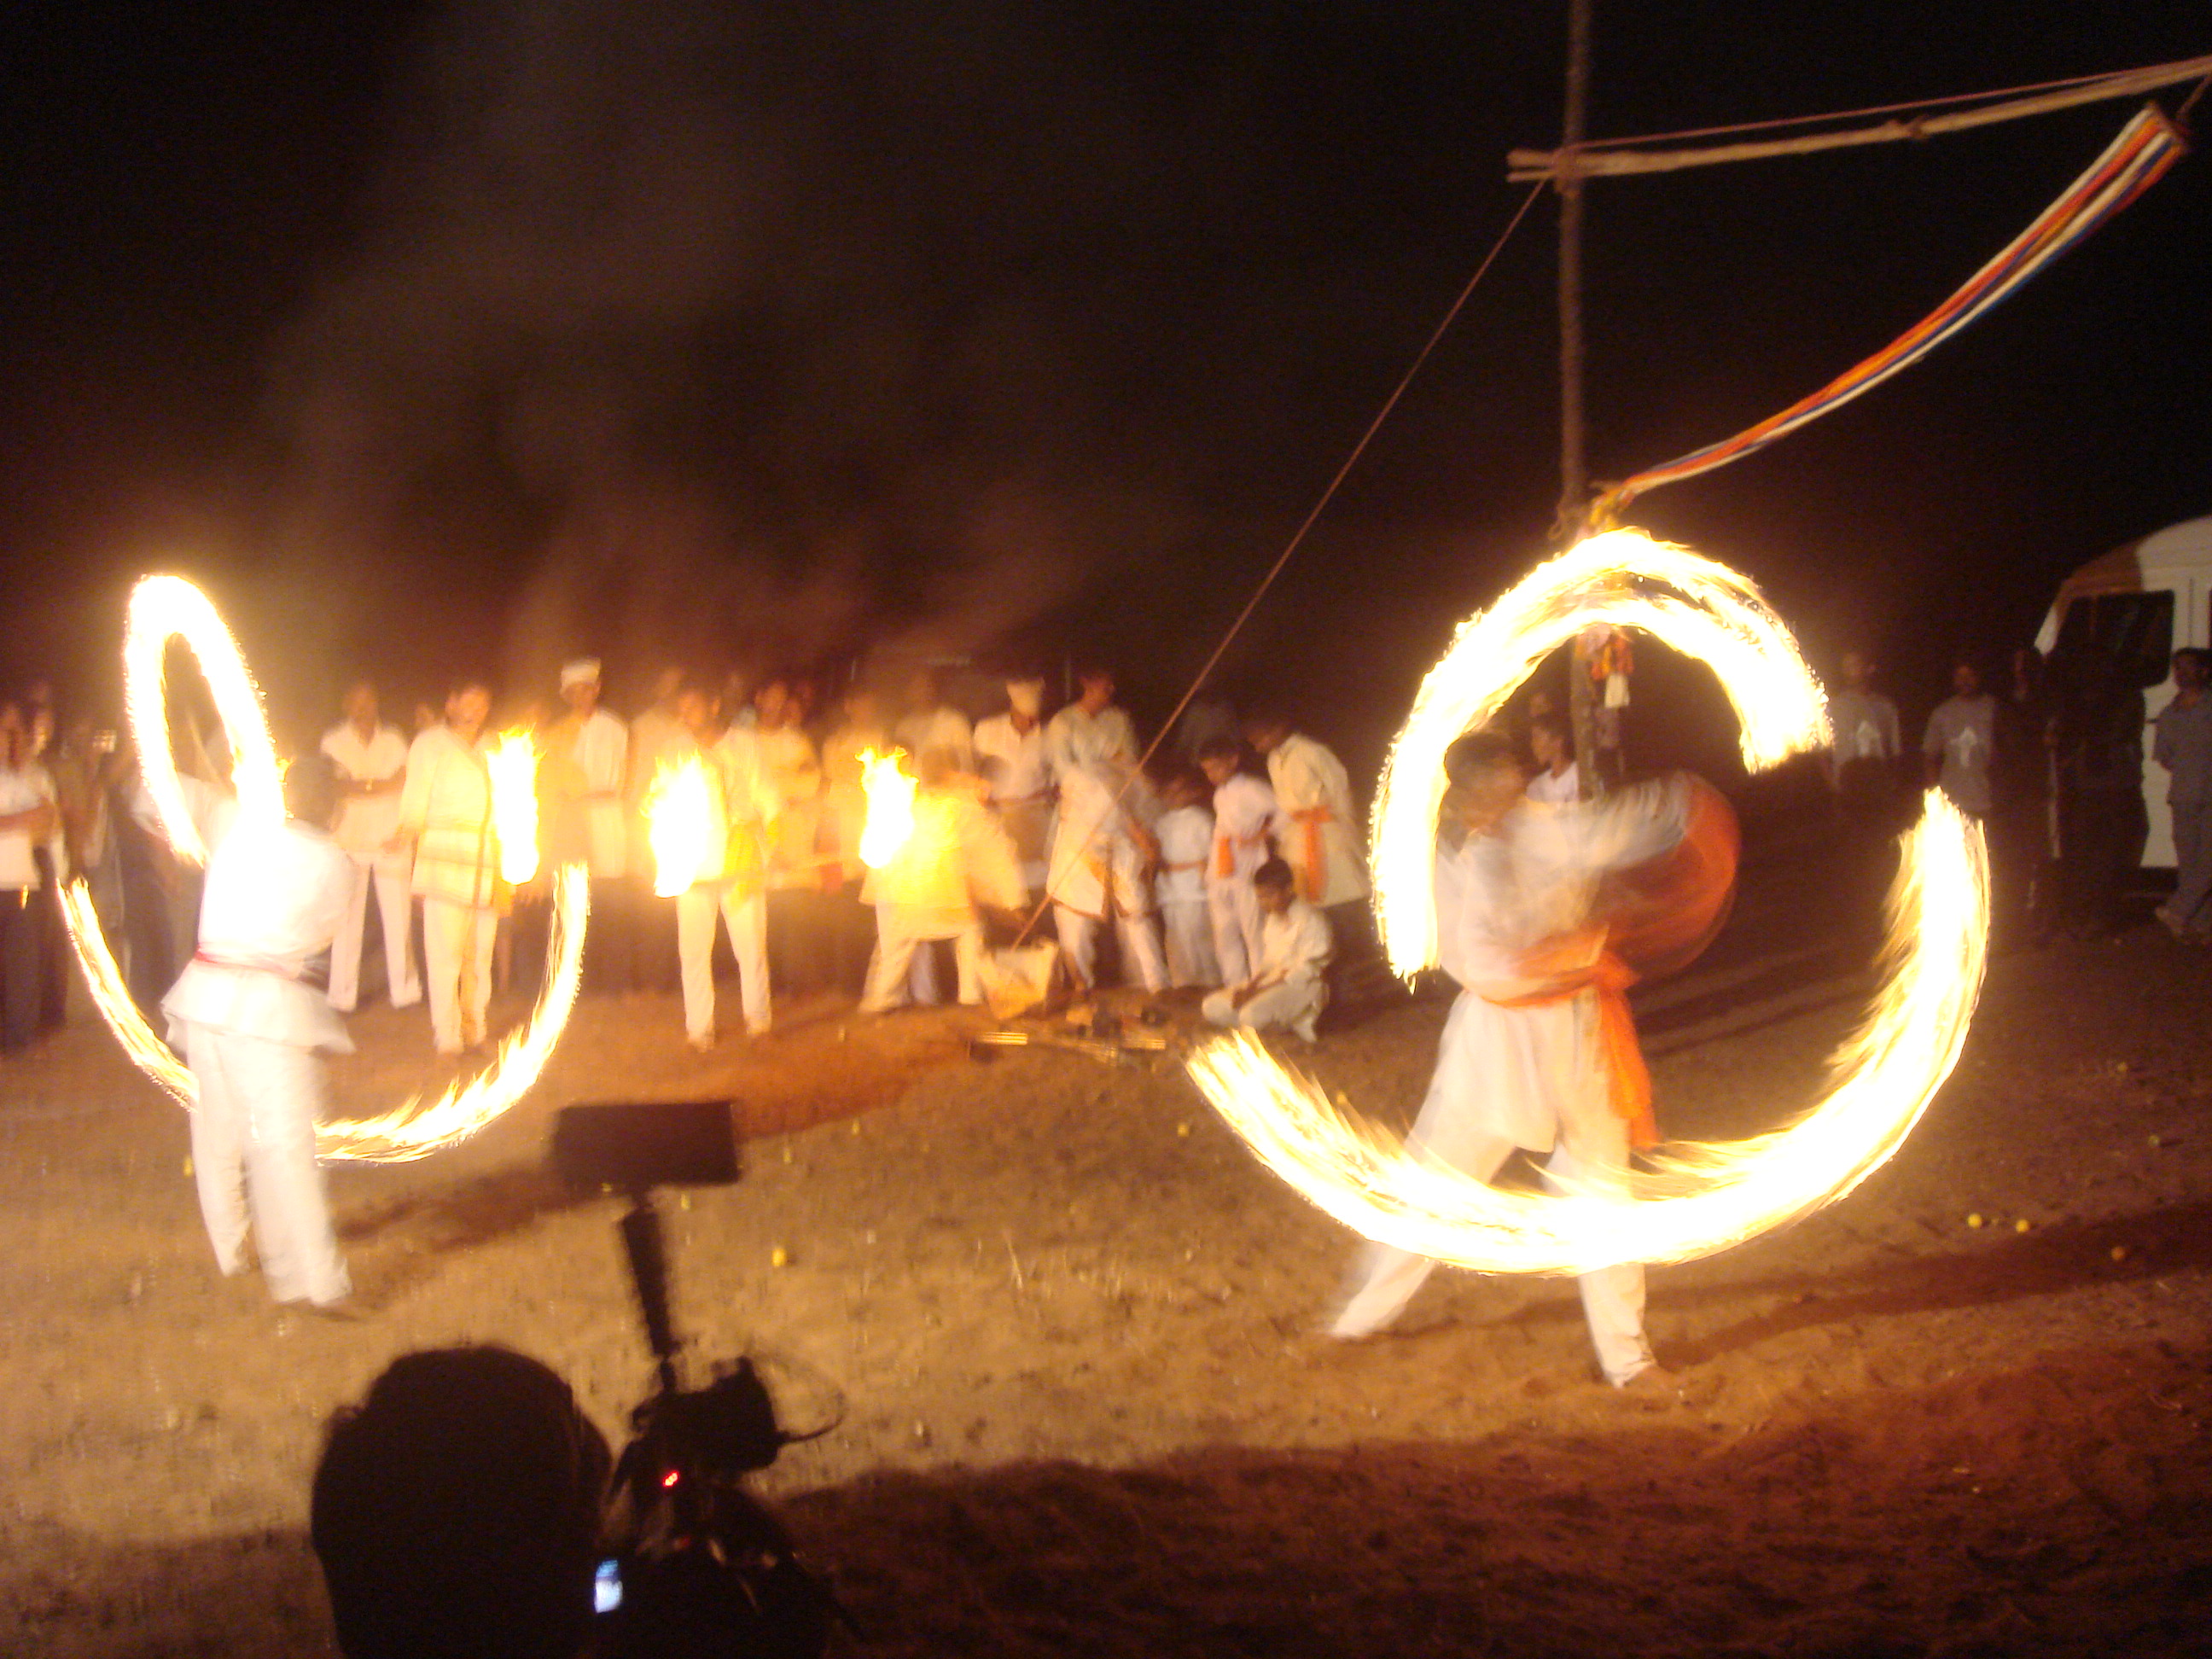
(1490, 952, 1656, 1150)
(1289, 806, 1330, 904)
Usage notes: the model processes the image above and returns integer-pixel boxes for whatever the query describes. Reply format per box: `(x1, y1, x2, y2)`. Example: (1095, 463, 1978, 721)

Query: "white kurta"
(560, 707, 630, 879)
(320, 720, 419, 1012)
(162, 817, 357, 1307)
(1207, 772, 1278, 984)
(975, 712, 1053, 887)
(1330, 780, 1693, 1383)
(896, 706, 976, 774)
(1266, 733, 1367, 906)
(1202, 898, 1330, 1034)
(672, 731, 777, 1040)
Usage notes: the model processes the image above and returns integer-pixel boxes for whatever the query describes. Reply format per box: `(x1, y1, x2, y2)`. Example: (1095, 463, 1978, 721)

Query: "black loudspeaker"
(551, 1100, 742, 1193)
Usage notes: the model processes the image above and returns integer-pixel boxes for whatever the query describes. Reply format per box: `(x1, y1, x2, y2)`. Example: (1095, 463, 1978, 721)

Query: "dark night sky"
(1, 2, 2205, 769)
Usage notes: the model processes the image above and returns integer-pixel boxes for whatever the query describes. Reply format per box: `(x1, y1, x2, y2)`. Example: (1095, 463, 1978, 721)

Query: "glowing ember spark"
(858, 748, 917, 869)
(486, 731, 542, 887)
(645, 754, 714, 898)
(78, 573, 593, 1163)
(1187, 528, 1989, 1272)
(123, 573, 286, 861)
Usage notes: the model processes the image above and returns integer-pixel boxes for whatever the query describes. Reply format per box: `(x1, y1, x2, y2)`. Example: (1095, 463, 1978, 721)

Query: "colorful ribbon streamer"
(1593, 105, 2186, 522)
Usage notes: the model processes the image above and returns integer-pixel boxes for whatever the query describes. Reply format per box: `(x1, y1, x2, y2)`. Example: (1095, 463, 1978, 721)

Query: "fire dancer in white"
(1045, 667, 1167, 992)
(859, 748, 1026, 1011)
(1153, 767, 1219, 987)
(393, 680, 502, 1056)
(1197, 737, 1279, 985)
(319, 679, 420, 1013)
(164, 760, 357, 1311)
(667, 687, 775, 1048)
(1202, 858, 1330, 1040)
(1329, 731, 1733, 1390)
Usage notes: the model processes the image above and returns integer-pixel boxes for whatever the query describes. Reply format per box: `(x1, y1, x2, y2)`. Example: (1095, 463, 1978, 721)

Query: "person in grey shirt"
(1923, 659, 1998, 818)
(2155, 648, 2212, 938)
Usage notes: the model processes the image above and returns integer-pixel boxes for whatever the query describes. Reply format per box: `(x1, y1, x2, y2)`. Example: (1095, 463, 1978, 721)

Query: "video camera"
(551, 1100, 850, 1658)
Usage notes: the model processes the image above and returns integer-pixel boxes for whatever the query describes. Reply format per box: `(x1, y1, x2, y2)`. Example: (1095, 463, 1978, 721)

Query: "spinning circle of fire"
(60, 574, 591, 1164)
(1186, 528, 1990, 1276)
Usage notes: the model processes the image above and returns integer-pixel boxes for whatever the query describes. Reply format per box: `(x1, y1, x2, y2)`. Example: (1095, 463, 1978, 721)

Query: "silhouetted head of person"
(311, 1346, 612, 1659)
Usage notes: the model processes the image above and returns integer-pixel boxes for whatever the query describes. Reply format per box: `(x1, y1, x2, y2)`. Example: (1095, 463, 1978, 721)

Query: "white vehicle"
(2036, 513, 2212, 868)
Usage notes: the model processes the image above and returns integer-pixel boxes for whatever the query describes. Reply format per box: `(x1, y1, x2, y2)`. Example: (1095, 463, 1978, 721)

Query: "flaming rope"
(69, 573, 592, 1163)
(1187, 528, 1990, 1272)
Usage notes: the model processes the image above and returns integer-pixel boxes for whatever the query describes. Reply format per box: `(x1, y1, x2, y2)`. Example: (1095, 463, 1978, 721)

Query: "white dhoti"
(1053, 905, 1167, 993)
(1328, 988, 1652, 1386)
(421, 898, 497, 1054)
(677, 883, 769, 1039)
(328, 857, 421, 1012)
(1206, 876, 1263, 985)
(183, 1022, 351, 1307)
(1161, 898, 1219, 987)
(862, 915, 985, 1011)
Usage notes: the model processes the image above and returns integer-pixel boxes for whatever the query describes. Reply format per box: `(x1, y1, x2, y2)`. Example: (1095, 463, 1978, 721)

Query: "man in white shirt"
(973, 676, 1054, 899)
(662, 687, 775, 1047)
(320, 679, 421, 1013)
(1826, 649, 1903, 832)
(1045, 666, 1166, 992)
(754, 674, 828, 992)
(0, 701, 59, 1053)
(1202, 859, 1330, 1040)
(394, 680, 502, 1055)
(1523, 714, 1581, 806)
(163, 760, 357, 1310)
(625, 666, 689, 991)
(544, 659, 630, 988)
(1198, 737, 1279, 985)
(1923, 659, 1998, 818)
(1152, 768, 1219, 988)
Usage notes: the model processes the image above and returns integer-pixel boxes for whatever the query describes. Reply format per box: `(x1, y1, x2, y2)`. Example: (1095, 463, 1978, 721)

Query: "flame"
(486, 731, 542, 887)
(123, 573, 286, 864)
(858, 748, 917, 869)
(313, 865, 591, 1161)
(1186, 528, 1988, 1272)
(645, 754, 713, 898)
(82, 572, 591, 1163)
(1371, 529, 1830, 977)
(59, 880, 195, 1105)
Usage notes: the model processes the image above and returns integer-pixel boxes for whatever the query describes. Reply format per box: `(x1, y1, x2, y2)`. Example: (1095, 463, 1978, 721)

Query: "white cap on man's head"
(1007, 677, 1045, 715)
(559, 658, 601, 690)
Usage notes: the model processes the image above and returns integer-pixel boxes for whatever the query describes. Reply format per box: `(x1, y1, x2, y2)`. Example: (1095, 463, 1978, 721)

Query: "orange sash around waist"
(1487, 952, 1656, 1150)
(1288, 806, 1330, 903)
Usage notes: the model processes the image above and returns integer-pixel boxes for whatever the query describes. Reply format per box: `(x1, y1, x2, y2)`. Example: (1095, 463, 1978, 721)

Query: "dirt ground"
(3, 846, 2211, 1656)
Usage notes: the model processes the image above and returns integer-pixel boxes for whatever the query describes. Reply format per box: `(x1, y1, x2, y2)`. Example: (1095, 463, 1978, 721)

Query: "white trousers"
(1330, 1121, 1654, 1387)
(183, 1022, 349, 1307)
(1202, 976, 1324, 1035)
(862, 912, 983, 1011)
(677, 883, 769, 1039)
(421, 898, 497, 1054)
(1207, 877, 1263, 986)
(1053, 904, 1167, 993)
(328, 857, 420, 1012)
(1161, 899, 1220, 987)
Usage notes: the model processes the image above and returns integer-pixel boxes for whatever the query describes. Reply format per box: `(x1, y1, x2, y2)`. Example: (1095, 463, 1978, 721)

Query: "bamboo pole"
(1558, 0, 1602, 799)
(1509, 53, 2212, 183)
